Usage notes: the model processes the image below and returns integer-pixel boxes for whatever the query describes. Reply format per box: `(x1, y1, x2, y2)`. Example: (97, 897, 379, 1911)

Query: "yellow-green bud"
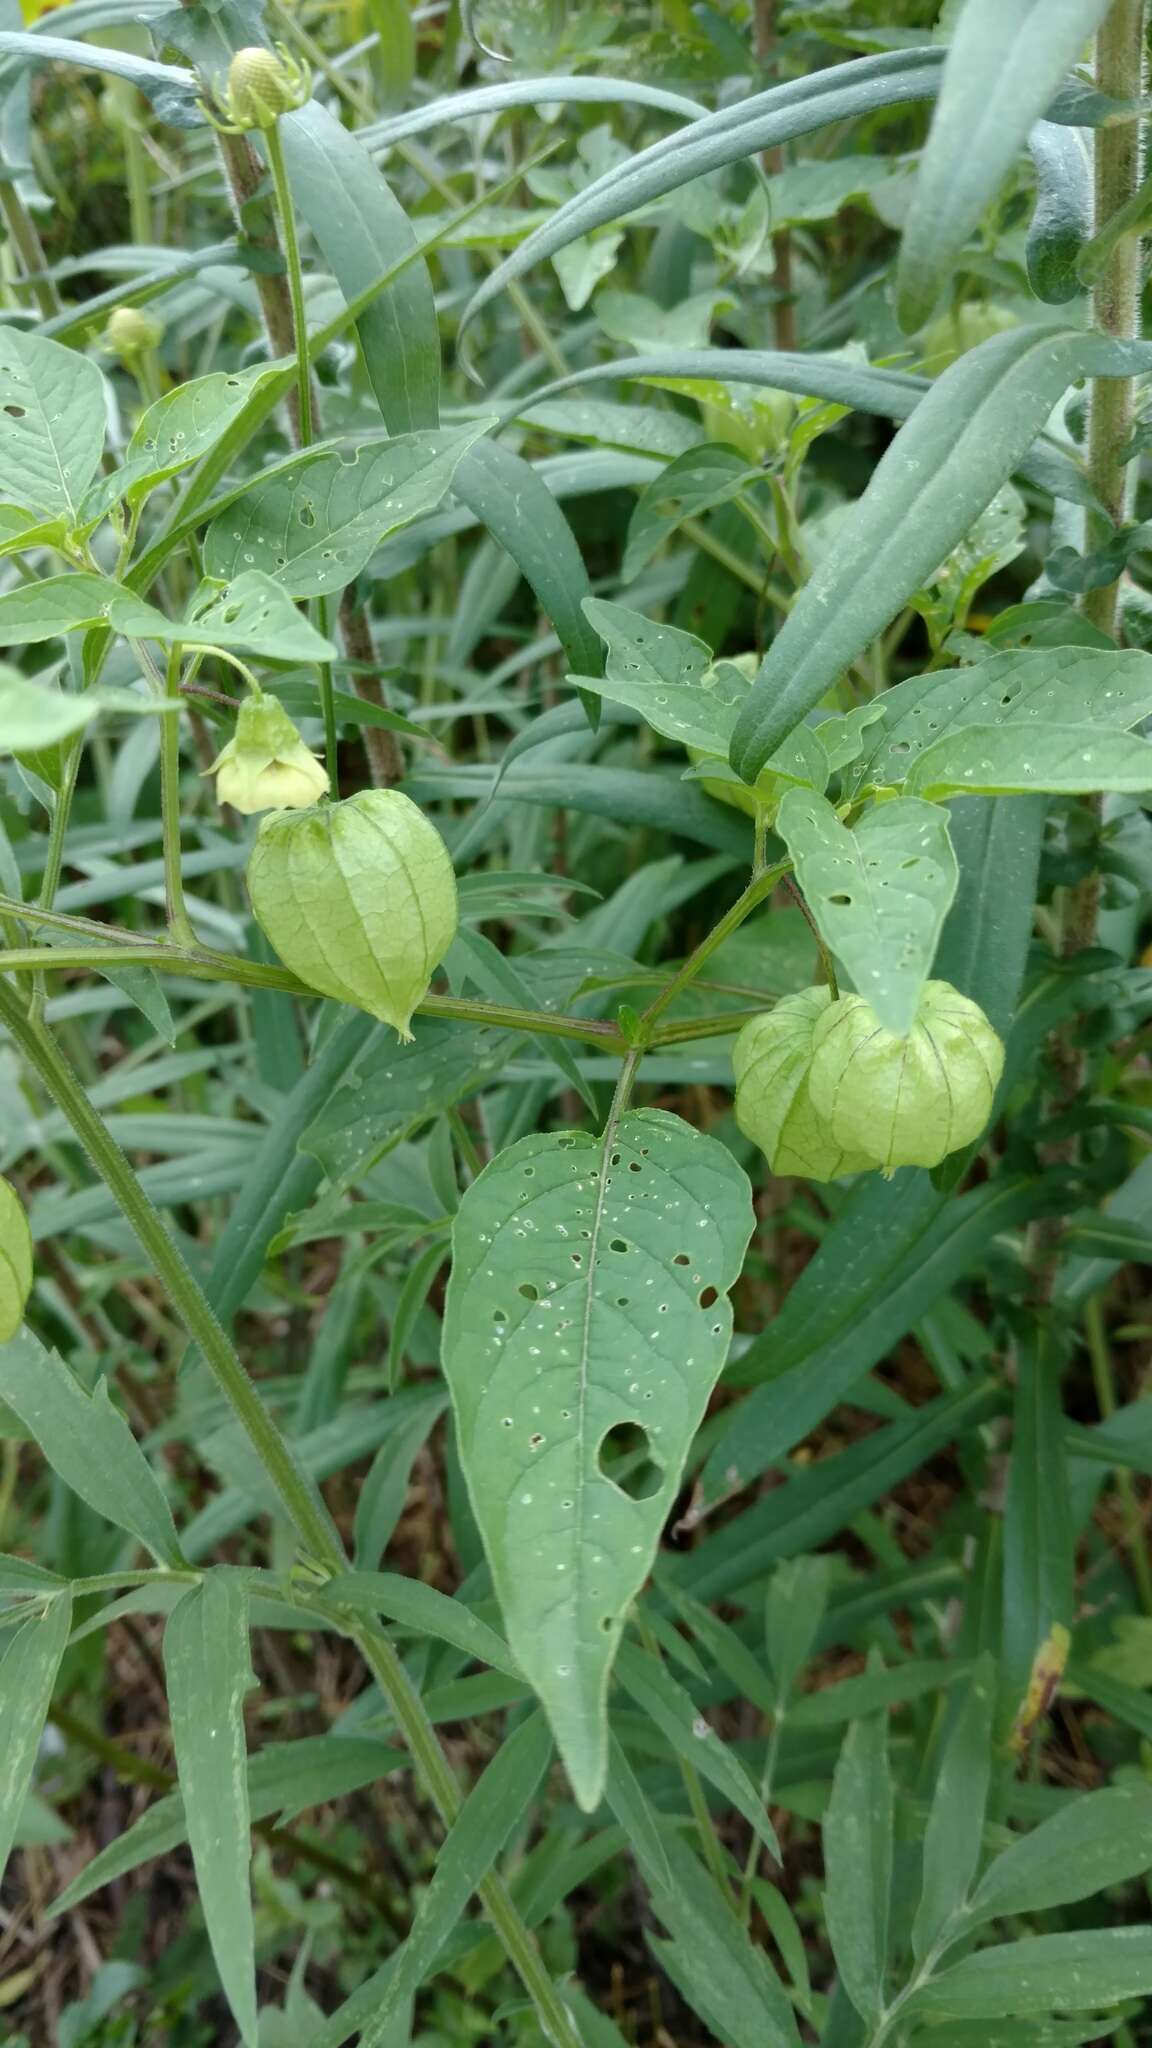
(207, 693, 328, 815)
(809, 980, 1005, 1174)
(247, 789, 458, 1039)
(105, 306, 165, 363)
(732, 987, 875, 1182)
(0, 1178, 33, 1342)
(220, 44, 310, 130)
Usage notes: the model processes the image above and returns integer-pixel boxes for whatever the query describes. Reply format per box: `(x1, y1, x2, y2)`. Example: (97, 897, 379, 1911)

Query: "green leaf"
(576, 598, 737, 751)
(352, 1385, 444, 1564)
(1027, 121, 1093, 305)
(895, 0, 1111, 330)
(454, 438, 606, 679)
(728, 328, 1152, 779)
(911, 1653, 997, 1960)
(646, 1837, 801, 2047)
(0, 664, 175, 752)
(460, 48, 952, 342)
(0, 1594, 71, 1888)
(203, 425, 492, 599)
(823, 1707, 893, 2027)
(165, 1571, 258, 2048)
(623, 443, 762, 580)
(906, 724, 1152, 799)
(0, 1330, 182, 1566)
(615, 1642, 779, 1856)
(358, 75, 709, 155)
(356, 1715, 553, 2044)
(859, 646, 1152, 791)
(776, 791, 959, 1036)
(278, 99, 441, 434)
(604, 1734, 670, 1889)
(967, 1782, 1152, 1926)
(765, 1555, 832, 1701)
(49, 1734, 406, 1915)
(79, 365, 279, 524)
(0, 325, 107, 521)
(0, 571, 337, 662)
(322, 1572, 520, 1678)
(441, 1108, 754, 1808)
(1002, 1330, 1074, 1720)
(911, 1929, 1152, 2020)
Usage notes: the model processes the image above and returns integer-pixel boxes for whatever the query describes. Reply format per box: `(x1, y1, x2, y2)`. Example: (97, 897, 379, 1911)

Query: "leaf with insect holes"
(441, 1108, 754, 1810)
(0, 326, 107, 522)
(859, 646, 1152, 790)
(0, 572, 336, 664)
(776, 790, 959, 1036)
(76, 365, 282, 527)
(906, 724, 1152, 800)
(203, 423, 494, 598)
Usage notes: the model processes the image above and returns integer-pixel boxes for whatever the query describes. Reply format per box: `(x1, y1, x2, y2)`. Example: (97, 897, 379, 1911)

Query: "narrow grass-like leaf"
(0, 1330, 182, 1565)
(357, 1715, 553, 2044)
(776, 791, 958, 1036)
(895, 0, 1111, 330)
(912, 1653, 997, 1960)
(358, 75, 708, 153)
(0, 1594, 71, 1887)
(453, 439, 605, 678)
(441, 1108, 754, 1808)
(605, 1734, 670, 1889)
(644, 1833, 801, 2048)
(323, 1572, 520, 1677)
(728, 328, 1152, 779)
(823, 1708, 893, 2027)
(967, 1783, 1152, 1925)
(615, 1642, 779, 1856)
(911, 1929, 1152, 2020)
(279, 99, 441, 433)
(1002, 1329, 1074, 1719)
(165, 1572, 258, 2048)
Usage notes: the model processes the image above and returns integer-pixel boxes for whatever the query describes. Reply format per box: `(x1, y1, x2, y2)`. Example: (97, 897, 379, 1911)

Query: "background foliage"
(3, 0, 1152, 2043)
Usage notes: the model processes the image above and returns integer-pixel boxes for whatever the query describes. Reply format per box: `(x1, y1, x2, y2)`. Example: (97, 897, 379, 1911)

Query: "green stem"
(639, 861, 790, 1037)
(0, 975, 340, 1564)
(738, 1709, 784, 1923)
(0, 974, 582, 2047)
(158, 645, 197, 947)
(264, 118, 340, 793)
(29, 735, 83, 1028)
(0, 173, 61, 320)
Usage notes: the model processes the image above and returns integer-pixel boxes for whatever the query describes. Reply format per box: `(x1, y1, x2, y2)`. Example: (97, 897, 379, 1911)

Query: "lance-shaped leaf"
(728, 327, 1152, 780)
(0, 1594, 71, 1888)
(895, 0, 1112, 331)
(165, 1572, 258, 2048)
(441, 1108, 754, 1810)
(203, 423, 493, 598)
(0, 571, 336, 663)
(776, 791, 958, 1036)
(0, 325, 107, 522)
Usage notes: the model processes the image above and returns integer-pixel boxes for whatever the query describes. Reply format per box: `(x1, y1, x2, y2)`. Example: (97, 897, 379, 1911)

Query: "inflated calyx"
(733, 986, 874, 1182)
(0, 1178, 32, 1342)
(247, 789, 458, 1038)
(208, 693, 328, 815)
(809, 979, 1004, 1173)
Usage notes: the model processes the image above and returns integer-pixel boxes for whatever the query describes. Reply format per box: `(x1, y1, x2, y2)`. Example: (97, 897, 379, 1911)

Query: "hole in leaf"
(518, 1281, 539, 1301)
(3, 404, 26, 418)
(827, 892, 852, 906)
(609, 1238, 629, 1254)
(299, 503, 316, 527)
(600, 1616, 614, 1633)
(597, 1420, 663, 1501)
(699, 1285, 718, 1310)
(673, 1253, 691, 1266)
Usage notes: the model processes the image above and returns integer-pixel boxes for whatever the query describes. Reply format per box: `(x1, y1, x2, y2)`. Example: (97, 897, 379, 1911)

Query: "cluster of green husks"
(733, 980, 1004, 1179)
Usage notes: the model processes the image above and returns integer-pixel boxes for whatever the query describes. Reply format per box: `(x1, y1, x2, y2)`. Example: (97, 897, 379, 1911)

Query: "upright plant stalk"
(159, 645, 197, 947)
(1068, 0, 1147, 958)
(0, 976, 582, 2048)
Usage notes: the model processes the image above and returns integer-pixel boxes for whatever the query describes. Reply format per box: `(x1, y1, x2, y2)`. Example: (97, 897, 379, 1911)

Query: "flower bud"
(0, 1178, 32, 1343)
(208, 693, 328, 815)
(732, 986, 875, 1182)
(247, 789, 458, 1039)
(105, 306, 165, 363)
(809, 979, 1004, 1174)
(221, 44, 310, 130)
